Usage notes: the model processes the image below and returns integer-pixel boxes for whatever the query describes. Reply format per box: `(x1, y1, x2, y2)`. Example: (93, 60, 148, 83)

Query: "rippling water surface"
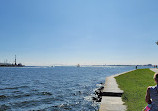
(0, 66, 152, 111)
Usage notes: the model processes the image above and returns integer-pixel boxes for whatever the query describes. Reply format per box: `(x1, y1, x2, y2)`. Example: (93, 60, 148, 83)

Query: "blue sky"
(0, 0, 158, 66)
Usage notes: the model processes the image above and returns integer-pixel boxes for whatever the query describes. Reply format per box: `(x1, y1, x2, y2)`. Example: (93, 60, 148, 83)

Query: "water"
(0, 66, 152, 111)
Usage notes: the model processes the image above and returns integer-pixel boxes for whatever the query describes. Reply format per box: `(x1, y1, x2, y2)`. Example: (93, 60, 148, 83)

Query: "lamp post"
(155, 41, 158, 68)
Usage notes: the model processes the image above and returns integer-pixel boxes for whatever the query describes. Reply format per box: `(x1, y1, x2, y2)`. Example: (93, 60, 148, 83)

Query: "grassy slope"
(115, 69, 155, 111)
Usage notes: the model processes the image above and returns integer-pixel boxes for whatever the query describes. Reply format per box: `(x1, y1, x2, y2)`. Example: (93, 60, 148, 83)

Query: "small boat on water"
(77, 64, 80, 67)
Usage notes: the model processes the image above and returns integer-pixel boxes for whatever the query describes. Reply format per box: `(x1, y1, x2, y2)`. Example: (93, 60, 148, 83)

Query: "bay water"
(0, 66, 152, 111)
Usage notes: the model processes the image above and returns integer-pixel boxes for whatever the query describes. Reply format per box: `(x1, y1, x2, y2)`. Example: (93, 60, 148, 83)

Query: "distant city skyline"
(1, 0, 158, 66)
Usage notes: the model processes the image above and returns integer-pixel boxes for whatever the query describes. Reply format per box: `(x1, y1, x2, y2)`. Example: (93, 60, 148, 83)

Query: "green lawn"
(115, 69, 155, 111)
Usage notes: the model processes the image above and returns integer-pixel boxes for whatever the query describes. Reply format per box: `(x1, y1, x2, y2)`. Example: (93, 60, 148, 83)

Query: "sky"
(0, 0, 158, 66)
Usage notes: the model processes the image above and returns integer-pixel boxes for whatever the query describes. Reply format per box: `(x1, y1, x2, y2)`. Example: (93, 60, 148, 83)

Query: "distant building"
(0, 55, 24, 67)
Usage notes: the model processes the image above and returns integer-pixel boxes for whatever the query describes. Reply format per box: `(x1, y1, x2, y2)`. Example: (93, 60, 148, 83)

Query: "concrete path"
(99, 70, 134, 111)
(150, 68, 158, 73)
(102, 74, 124, 93)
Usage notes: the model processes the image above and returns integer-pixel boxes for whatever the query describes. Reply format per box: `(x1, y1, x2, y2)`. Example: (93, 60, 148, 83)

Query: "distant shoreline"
(0, 64, 153, 67)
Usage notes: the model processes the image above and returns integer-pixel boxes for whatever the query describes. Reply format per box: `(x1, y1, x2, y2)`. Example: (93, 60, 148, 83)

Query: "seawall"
(99, 70, 135, 111)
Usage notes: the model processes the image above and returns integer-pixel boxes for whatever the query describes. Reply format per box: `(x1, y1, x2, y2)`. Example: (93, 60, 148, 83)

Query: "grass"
(115, 69, 155, 111)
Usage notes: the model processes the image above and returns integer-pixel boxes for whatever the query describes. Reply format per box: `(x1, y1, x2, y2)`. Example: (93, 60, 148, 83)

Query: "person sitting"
(145, 73, 158, 111)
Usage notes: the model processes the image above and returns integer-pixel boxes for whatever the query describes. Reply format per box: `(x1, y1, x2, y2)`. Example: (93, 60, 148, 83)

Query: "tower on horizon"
(15, 55, 17, 66)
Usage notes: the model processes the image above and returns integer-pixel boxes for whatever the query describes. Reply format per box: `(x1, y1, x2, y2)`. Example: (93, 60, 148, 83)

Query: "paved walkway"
(99, 70, 134, 111)
(150, 68, 158, 73)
